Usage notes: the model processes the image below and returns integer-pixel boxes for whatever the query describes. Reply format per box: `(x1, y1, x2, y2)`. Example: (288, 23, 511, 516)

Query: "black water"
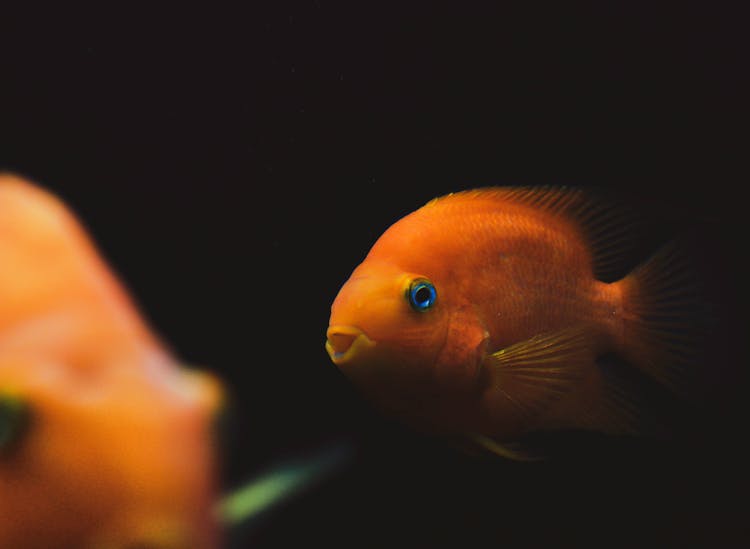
(2, 4, 747, 548)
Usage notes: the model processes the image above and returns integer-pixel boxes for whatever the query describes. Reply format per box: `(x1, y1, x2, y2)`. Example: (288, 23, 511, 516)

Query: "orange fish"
(326, 188, 699, 457)
(0, 174, 223, 548)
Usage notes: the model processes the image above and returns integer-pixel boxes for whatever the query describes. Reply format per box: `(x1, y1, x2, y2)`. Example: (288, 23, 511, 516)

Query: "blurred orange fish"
(326, 188, 700, 457)
(0, 174, 223, 548)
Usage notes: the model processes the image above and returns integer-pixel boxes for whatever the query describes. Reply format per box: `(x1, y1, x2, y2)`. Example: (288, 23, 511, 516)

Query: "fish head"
(0, 349, 223, 548)
(326, 259, 458, 414)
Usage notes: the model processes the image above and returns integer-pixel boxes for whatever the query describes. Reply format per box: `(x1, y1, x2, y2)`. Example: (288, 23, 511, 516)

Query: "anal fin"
(571, 353, 685, 439)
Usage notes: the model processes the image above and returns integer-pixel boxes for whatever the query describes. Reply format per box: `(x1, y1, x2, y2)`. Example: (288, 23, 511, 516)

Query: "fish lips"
(325, 325, 376, 366)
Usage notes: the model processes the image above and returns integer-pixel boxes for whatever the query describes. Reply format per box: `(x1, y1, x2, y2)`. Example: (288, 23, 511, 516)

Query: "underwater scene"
(1, 4, 748, 548)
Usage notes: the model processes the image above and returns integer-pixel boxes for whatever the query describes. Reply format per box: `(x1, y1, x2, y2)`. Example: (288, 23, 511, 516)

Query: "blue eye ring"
(407, 279, 437, 312)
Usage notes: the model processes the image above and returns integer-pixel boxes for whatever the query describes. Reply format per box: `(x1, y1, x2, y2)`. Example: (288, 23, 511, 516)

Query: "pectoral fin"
(482, 326, 595, 425)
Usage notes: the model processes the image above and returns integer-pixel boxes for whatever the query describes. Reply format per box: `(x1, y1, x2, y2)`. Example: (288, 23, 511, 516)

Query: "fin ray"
(483, 325, 595, 425)
(429, 186, 640, 280)
(616, 240, 710, 397)
(467, 433, 546, 462)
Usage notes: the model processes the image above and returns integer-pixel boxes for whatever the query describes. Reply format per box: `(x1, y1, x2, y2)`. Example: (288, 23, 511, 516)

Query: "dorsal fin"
(426, 186, 639, 281)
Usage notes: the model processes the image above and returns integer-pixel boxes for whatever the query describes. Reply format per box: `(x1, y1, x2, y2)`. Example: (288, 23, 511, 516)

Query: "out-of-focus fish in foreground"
(0, 174, 223, 548)
(326, 187, 705, 458)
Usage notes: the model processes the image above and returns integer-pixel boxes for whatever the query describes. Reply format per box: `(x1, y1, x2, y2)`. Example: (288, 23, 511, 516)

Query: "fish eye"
(407, 279, 437, 312)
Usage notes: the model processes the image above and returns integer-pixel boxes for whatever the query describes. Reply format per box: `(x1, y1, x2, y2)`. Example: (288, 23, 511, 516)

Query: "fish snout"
(325, 325, 375, 365)
(327, 330, 358, 356)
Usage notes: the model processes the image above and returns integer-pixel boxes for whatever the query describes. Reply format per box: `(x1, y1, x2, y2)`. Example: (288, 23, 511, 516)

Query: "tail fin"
(616, 241, 710, 398)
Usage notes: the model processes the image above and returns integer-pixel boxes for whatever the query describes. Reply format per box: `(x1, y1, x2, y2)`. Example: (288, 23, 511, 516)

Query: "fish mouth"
(325, 325, 376, 365)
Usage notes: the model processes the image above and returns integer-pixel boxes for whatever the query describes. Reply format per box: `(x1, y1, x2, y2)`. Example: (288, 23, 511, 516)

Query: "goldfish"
(326, 187, 700, 458)
(0, 174, 223, 548)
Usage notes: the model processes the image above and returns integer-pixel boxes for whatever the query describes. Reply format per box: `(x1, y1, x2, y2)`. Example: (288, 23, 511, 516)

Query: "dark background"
(2, 3, 748, 548)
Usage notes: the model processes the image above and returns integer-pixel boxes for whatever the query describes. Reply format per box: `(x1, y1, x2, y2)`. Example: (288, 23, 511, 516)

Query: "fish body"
(326, 188, 693, 447)
(0, 174, 222, 548)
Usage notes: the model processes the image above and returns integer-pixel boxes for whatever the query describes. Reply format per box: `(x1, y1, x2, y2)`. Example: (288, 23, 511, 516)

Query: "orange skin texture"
(0, 175, 222, 549)
(328, 190, 624, 439)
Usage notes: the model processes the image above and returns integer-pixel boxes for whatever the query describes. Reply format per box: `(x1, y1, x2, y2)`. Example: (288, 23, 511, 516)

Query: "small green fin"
(0, 391, 28, 453)
(467, 433, 546, 462)
(483, 326, 594, 423)
(217, 443, 353, 526)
